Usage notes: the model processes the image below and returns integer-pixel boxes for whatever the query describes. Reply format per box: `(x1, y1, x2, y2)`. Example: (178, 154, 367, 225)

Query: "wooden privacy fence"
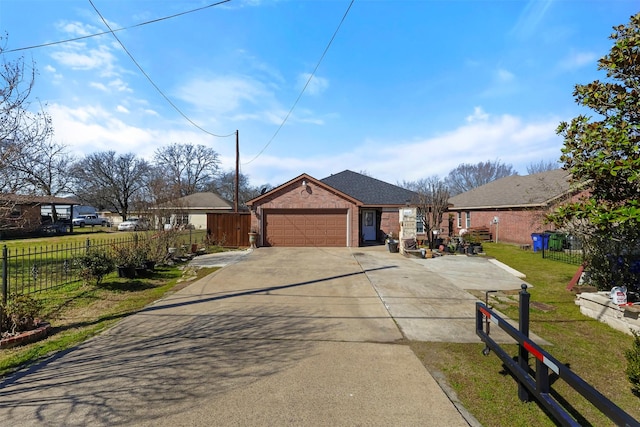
(206, 212, 251, 247)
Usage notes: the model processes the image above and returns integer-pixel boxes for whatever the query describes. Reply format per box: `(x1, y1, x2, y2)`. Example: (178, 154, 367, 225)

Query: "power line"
(89, 0, 235, 139)
(5, 0, 232, 53)
(243, 0, 355, 165)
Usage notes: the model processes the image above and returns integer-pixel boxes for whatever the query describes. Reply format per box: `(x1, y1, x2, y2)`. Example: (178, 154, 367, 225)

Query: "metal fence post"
(2, 245, 7, 305)
(518, 283, 531, 402)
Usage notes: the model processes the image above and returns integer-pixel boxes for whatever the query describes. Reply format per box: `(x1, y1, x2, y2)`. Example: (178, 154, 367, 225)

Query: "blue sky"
(1, 0, 637, 187)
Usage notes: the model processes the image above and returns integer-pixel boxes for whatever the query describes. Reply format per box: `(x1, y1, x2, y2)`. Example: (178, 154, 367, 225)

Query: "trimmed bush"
(1, 294, 43, 334)
(76, 249, 115, 285)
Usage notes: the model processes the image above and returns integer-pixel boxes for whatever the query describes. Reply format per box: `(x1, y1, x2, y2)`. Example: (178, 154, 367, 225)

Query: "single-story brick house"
(446, 169, 581, 245)
(246, 170, 419, 247)
(0, 194, 78, 236)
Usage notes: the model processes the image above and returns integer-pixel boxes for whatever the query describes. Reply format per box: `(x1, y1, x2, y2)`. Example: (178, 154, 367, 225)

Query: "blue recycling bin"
(531, 233, 550, 252)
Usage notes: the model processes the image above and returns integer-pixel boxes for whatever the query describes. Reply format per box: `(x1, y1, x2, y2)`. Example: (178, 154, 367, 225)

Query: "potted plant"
(248, 229, 258, 248)
(111, 244, 138, 278)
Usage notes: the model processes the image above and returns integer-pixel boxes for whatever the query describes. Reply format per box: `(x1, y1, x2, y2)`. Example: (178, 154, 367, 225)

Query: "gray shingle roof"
(321, 170, 418, 206)
(448, 169, 573, 209)
(166, 192, 232, 209)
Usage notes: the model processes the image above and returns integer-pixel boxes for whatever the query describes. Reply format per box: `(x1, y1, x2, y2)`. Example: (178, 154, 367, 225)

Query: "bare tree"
(12, 138, 74, 221)
(210, 170, 272, 209)
(72, 152, 151, 221)
(401, 176, 450, 248)
(444, 159, 517, 196)
(0, 34, 55, 229)
(1, 35, 52, 194)
(153, 143, 220, 197)
(526, 159, 558, 175)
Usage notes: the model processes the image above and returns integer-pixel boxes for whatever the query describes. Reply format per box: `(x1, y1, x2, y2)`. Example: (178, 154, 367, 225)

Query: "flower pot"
(117, 266, 136, 278)
(248, 232, 258, 249)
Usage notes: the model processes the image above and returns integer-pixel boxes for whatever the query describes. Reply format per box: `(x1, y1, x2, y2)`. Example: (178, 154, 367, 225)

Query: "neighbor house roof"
(448, 169, 575, 210)
(160, 192, 232, 210)
(0, 193, 79, 205)
(320, 170, 418, 206)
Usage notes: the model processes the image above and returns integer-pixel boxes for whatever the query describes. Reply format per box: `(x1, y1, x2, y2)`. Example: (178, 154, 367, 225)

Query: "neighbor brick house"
(246, 170, 419, 247)
(446, 169, 581, 245)
(0, 194, 77, 237)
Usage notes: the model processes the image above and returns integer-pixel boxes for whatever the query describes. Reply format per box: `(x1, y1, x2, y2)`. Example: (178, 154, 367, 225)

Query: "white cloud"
(90, 82, 108, 92)
(466, 107, 489, 123)
(55, 21, 99, 37)
(49, 103, 154, 155)
(50, 45, 118, 77)
(496, 68, 515, 83)
(116, 105, 129, 114)
(559, 51, 597, 71)
(176, 75, 271, 115)
(298, 73, 329, 95)
(244, 110, 563, 185)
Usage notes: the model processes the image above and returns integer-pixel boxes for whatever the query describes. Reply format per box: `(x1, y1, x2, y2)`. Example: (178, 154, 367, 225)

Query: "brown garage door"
(264, 209, 347, 247)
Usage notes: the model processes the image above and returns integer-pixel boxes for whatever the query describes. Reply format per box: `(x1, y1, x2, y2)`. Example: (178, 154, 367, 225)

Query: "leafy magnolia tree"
(153, 143, 220, 197)
(400, 176, 450, 248)
(444, 159, 517, 196)
(548, 13, 640, 291)
(72, 152, 151, 221)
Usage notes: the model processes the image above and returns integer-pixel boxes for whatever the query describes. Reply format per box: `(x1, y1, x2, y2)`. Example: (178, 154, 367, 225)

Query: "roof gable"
(320, 170, 418, 205)
(448, 169, 574, 209)
(247, 173, 361, 206)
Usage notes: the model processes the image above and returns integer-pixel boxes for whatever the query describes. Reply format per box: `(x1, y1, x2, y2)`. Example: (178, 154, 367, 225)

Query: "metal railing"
(476, 285, 638, 427)
(1, 235, 140, 304)
(539, 233, 584, 265)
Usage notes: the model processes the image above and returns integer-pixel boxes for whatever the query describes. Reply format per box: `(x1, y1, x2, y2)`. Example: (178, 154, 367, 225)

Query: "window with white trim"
(457, 212, 462, 228)
(466, 211, 471, 228)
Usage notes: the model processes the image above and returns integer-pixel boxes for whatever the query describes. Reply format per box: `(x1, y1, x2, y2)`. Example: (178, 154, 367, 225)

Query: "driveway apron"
(354, 249, 539, 344)
(0, 247, 471, 427)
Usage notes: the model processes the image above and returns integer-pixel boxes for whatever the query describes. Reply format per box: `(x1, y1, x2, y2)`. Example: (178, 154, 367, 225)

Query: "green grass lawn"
(410, 242, 639, 426)
(0, 231, 220, 377)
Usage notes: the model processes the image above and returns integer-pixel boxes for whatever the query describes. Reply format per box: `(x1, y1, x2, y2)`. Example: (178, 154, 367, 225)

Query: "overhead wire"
(4, 0, 232, 53)
(243, 0, 356, 165)
(88, 0, 235, 138)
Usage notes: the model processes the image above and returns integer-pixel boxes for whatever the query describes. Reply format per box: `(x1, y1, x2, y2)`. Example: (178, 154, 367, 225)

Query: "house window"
(176, 213, 189, 226)
(466, 211, 471, 228)
(9, 206, 21, 218)
(457, 212, 462, 228)
(416, 209, 424, 233)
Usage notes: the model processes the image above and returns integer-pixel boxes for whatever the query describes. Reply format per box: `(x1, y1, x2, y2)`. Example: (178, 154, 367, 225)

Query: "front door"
(362, 210, 377, 241)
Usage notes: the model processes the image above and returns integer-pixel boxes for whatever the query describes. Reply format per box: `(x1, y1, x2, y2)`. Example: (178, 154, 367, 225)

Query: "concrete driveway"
(0, 246, 533, 426)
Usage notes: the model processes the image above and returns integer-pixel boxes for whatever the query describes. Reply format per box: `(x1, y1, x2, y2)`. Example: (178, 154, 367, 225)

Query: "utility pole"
(234, 130, 239, 212)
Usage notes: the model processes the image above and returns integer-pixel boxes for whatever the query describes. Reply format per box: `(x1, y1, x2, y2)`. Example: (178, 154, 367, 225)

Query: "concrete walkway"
(0, 246, 533, 426)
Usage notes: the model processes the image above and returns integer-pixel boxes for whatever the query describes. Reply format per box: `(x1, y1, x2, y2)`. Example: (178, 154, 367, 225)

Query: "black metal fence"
(1, 235, 139, 303)
(476, 286, 638, 426)
(1, 229, 209, 304)
(535, 232, 584, 265)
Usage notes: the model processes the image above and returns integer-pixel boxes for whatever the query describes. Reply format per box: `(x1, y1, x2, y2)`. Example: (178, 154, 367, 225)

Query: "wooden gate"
(206, 212, 251, 247)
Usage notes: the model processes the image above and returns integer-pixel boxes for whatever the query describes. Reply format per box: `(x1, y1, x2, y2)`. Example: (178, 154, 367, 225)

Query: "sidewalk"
(0, 246, 508, 426)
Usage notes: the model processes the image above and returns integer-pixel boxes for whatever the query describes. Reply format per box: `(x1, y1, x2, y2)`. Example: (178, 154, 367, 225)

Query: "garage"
(264, 209, 348, 247)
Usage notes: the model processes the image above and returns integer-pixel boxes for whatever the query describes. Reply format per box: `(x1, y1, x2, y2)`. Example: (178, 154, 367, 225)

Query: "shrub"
(1, 294, 43, 334)
(76, 249, 115, 285)
(626, 329, 640, 396)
